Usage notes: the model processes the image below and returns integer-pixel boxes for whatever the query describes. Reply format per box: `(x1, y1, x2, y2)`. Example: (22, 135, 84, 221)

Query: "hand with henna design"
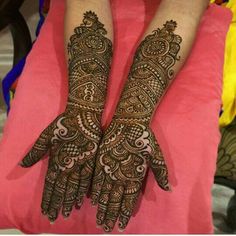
(20, 11, 113, 223)
(91, 120, 170, 232)
(21, 108, 102, 222)
(91, 20, 182, 232)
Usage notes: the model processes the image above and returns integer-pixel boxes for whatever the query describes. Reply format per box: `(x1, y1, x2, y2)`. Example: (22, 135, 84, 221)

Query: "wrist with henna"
(115, 20, 182, 125)
(20, 11, 113, 222)
(91, 20, 182, 232)
(66, 10, 113, 120)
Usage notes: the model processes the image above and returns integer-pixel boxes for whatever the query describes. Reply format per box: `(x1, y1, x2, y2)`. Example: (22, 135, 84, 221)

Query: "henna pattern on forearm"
(91, 21, 182, 232)
(67, 11, 112, 114)
(21, 11, 112, 222)
(115, 20, 182, 123)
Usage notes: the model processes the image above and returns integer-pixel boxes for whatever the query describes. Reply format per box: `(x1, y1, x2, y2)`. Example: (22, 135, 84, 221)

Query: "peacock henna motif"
(67, 11, 112, 112)
(21, 11, 113, 222)
(91, 20, 182, 232)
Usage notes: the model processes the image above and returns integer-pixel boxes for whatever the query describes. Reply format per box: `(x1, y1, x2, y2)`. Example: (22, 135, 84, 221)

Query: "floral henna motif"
(21, 11, 112, 222)
(91, 20, 182, 232)
(67, 11, 112, 112)
(91, 121, 169, 232)
(115, 20, 182, 123)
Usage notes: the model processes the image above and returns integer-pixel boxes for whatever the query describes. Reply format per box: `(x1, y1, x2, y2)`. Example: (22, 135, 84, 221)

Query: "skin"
(20, 0, 210, 232)
(20, 9, 113, 222)
(91, 0, 210, 233)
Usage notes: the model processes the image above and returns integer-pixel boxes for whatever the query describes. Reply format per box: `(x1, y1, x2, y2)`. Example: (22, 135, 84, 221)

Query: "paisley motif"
(21, 11, 112, 222)
(91, 20, 181, 232)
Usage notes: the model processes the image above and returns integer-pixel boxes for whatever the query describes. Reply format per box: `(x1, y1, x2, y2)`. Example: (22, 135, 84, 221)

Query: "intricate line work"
(67, 11, 112, 113)
(91, 20, 182, 232)
(21, 11, 112, 222)
(92, 121, 169, 232)
(115, 20, 182, 123)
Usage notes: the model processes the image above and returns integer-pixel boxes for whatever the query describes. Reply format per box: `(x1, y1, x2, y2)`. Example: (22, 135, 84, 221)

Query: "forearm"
(64, 0, 113, 118)
(145, 0, 209, 73)
(65, 0, 113, 46)
(115, 0, 210, 124)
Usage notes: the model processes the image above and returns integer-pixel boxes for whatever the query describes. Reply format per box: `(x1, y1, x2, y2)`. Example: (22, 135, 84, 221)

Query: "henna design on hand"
(92, 121, 169, 232)
(21, 11, 112, 222)
(91, 20, 182, 232)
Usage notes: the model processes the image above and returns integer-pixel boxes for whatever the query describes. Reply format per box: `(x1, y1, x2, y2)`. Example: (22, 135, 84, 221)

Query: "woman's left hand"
(20, 108, 102, 222)
(91, 119, 170, 232)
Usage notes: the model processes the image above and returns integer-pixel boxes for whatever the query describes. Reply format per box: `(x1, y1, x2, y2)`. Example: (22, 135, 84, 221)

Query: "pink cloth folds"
(0, 0, 232, 233)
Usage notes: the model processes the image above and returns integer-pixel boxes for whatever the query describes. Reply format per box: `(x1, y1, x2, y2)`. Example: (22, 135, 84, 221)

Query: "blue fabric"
(36, 0, 45, 36)
(1, 0, 45, 113)
(2, 58, 26, 113)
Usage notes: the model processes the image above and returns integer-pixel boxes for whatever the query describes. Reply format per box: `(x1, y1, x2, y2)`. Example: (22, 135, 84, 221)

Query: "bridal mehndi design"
(91, 20, 182, 232)
(21, 11, 113, 222)
(21, 15, 182, 232)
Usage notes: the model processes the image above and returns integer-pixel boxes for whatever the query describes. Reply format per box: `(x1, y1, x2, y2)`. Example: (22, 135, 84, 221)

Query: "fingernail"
(103, 225, 111, 232)
(63, 214, 69, 220)
(75, 204, 81, 210)
(96, 219, 103, 226)
(42, 210, 47, 215)
(91, 198, 97, 206)
(18, 161, 24, 166)
(118, 228, 125, 233)
(166, 184, 172, 192)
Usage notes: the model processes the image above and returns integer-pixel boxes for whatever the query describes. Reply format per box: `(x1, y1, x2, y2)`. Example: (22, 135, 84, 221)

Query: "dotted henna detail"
(67, 11, 113, 112)
(21, 11, 113, 222)
(115, 20, 182, 122)
(91, 20, 181, 232)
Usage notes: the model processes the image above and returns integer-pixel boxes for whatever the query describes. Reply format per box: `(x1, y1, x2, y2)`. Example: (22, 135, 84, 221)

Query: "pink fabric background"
(0, 0, 232, 233)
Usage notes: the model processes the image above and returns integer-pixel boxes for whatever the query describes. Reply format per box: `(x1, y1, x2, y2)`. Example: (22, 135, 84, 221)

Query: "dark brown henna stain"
(91, 20, 182, 232)
(115, 20, 182, 123)
(21, 11, 112, 222)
